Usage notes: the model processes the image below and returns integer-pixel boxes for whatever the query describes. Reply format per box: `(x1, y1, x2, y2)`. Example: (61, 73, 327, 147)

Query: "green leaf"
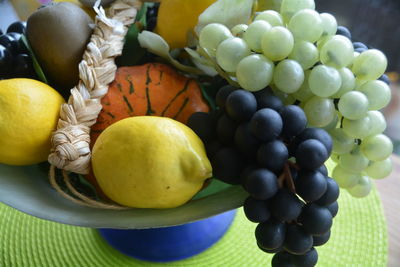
(199, 82, 217, 111)
(195, 0, 255, 35)
(21, 35, 49, 84)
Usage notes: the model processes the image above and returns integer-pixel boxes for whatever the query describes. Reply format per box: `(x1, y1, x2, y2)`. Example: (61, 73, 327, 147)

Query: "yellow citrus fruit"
(92, 116, 212, 208)
(0, 79, 65, 165)
(155, 0, 217, 49)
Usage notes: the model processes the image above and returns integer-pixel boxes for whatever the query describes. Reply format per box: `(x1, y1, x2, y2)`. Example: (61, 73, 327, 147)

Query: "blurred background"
(1, 0, 399, 153)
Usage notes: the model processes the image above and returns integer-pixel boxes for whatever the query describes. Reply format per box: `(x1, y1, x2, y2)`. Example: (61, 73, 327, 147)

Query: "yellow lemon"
(155, 0, 217, 49)
(0, 79, 65, 165)
(92, 116, 212, 208)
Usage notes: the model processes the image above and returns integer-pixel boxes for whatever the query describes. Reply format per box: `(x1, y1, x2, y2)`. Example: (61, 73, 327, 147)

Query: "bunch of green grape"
(197, 0, 392, 199)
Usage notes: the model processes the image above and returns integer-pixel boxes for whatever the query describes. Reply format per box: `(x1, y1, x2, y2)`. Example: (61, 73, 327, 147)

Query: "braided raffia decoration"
(47, 0, 142, 209)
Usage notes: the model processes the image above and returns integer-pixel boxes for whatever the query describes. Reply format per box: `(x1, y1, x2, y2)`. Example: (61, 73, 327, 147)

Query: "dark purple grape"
(379, 74, 391, 85)
(317, 164, 328, 176)
(216, 114, 237, 145)
(205, 140, 221, 158)
(7, 32, 21, 41)
(291, 247, 318, 267)
(352, 42, 368, 50)
(326, 201, 339, 218)
(0, 44, 12, 75)
(239, 164, 257, 185)
(6, 21, 26, 34)
(284, 224, 313, 255)
(296, 170, 327, 202)
(315, 177, 340, 206)
(280, 105, 307, 139)
(253, 87, 284, 111)
(355, 47, 368, 53)
(258, 243, 283, 254)
(243, 196, 270, 223)
(257, 140, 288, 173)
(187, 112, 216, 142)
(211, 147, 244, 185)
(0, 34, 13, 49)
(216, 85, 235, 108)
(225, 89, 257, 122)
(271, 251, 295, 267)
(270, 189, 303, 222)
(313, 231, 331, 247)
(256, 219, 286, 250)
(244, 168, 278, 200)
(295, 139, 329, 170)
(294, 128, 333, 154)
(250, 108, 283, 142)
(13, 54, 33, 77)
(234, 122, 260, 159)
(336, 26, 352, 40)
(299, 204, 333, 236)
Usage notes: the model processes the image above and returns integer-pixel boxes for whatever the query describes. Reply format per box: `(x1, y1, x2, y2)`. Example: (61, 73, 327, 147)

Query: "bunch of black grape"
(0, 21, 35, 79)
(188, 86, 339, 267)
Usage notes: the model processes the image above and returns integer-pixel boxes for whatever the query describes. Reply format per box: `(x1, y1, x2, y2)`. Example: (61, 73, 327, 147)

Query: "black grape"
(257, 140, 288, 173)
(216, 114, 237, 145)
(294, 128, 333, 154)
(299, 204, 333, 236)
(211, 147, 244, 185)
(291, 247, 318, 267)
(315, 177, 340, 206)
(284, 224, 313, 255)
(6, 21, 26, 34)
(234, 122, 260, 159)
(326, 201, 339, 218)
(244, 168, 278, 200)
(271, 251, 295, 267)
(243, 196, 270, 223)
(250, 108, 283, 142)
(187, 112, 216, 142)
(313, 231, 331, 247)
(280, 105, 307, 139)
(317, 164, 328, 176)
(295, 139, 329, 170)
(215, 85, 235, 108)
(225, 89, 257, 122)
(253, 87, 284, 111)
(270, 189, 303, 222)
(336, 26, 352, 40)
(352, 42, 368, 50)
(255, 219, 286, 250)
(296, 170, 327, 202)
(379, 74, 391, 85)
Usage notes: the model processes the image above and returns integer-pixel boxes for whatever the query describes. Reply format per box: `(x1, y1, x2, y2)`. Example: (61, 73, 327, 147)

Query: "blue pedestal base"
(98, 209, 237, 262)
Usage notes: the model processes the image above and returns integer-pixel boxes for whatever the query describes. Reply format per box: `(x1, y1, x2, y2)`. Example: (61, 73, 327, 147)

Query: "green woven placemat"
(0, 188, 387, 267)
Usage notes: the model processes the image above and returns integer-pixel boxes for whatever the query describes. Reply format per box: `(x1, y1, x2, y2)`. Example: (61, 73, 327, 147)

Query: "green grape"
(338, 91, 369, 120)
(236, 54, 274, 92)
(231, 24, 248, 38)
(331, 68, 356, 98)
(288, 41, 319, 70)
(322, 113, 339, 131)
(347, 176, 372, 198)
(360, 134, 393, 161)
(355, 78, 368, 90)
(255, 10, 284, 26)
(288, 9, 323, 43)
(330, 128, 355, 155)
(352, 49, 388, 81)
(365, 158, 392, 179)
(243, 20, 272, 53)
(320, 13, 337, 36)
(261, 26, 294, 61)
(280, 0, 315, 23)
(331, 153, 340, 163)
(292, 70, 313, 101)
(199, 23, 233, 57)
(216, 37, 251, 72)
(320, 35, 354, 68)
(340, 147, 369, 173)
(367, 111, 387, 136)
(259, 0, 283, 12)
(273, 59, 304, 93)
(358, 80, 392, 110)
(304, 96, 335, 127)
(317, 35, 332, 50)
(309, 65, 342, 97)
(332, 165, 361, 188)
(342, 115, 371, 139)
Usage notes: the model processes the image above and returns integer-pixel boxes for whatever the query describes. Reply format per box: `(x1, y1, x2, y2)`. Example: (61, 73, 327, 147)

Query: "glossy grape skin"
(244, 168, 279, 200)
(367, 111, 387, 137)
(336, 26, 352, 40)
(225, 90, 257, 122)
(187, 112, 216, 142)
(243, 20, 272, 53)
(212, 147, 244, 185)
(299, 204, 333, 236)
(352, 49, 387, 81)
(284, 224, 313, 255)
(320, 35, 354, 68)
(250, 108, 283, 142)
(360, 134, 393, 161)
(236, 54, 274, 92)
(294, 128, 333, 155)
(331, 67, 356, 98)
(255, 10, 284, 27)
(256, 218, 286, 250)
(342, 115, 371, 139)
(330, 128, 355, 155)
(358, 80, 391, 110)
(253, 87, 284, 111)
(340, 148, 369, 173)
(0, 44, 12, 75)
(378, 73, 391, 85)
(347, 176, 372, 198)
(280, 0, 316, 23)
(304, 97, 336, 127)
(235, 122, 261, 159)
(216, 37, 251, 72)
(271, 252, 293, 267)
(280, 105, 307, 139)
(292, 247, 319, 267)
(257, 140, 288, 173)
(320, 13, 337, 36)
(215, 85, 235, 108)
(365, 158, 392, 179)
(270, 189, 304, 222)
(288, 41, 319, 70)
(292, 70, 313, 102)
(262, 26, 294, 61)
(296, 170, 328, 202)
(288, 9, 323, 43)
(338, 91, 369, 120)
(316, 177, 339, 206)
(231, 24, 248, 38)
(309, 65, 342, 97)
(243, 196, 270, 223)
(199, 23, 232, 57)
(273, 59, 304, 94)
(313, 231, 331, 246)
(332, 165, 361, 188)
(7, 21, 26, 34)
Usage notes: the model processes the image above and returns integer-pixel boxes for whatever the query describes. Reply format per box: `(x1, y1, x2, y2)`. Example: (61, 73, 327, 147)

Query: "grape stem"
(278, 163, 296, 193)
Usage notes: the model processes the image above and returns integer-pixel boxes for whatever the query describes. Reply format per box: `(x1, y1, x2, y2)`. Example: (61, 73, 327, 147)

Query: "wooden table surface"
(375, 155, 400, 267)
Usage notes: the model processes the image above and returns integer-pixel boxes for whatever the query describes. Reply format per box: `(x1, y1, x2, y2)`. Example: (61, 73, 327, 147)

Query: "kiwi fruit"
(27, 2, 93, 92)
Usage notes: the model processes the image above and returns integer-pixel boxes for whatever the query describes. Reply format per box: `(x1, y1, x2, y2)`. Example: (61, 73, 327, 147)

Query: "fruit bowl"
(0, 163, 246, 228)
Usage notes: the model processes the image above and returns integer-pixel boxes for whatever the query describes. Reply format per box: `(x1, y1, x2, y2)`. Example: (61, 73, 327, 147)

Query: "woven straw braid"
(48, 0, 142, 175)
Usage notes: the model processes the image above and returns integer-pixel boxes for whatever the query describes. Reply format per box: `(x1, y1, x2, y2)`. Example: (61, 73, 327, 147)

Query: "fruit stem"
(278, 163, 296, 194)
